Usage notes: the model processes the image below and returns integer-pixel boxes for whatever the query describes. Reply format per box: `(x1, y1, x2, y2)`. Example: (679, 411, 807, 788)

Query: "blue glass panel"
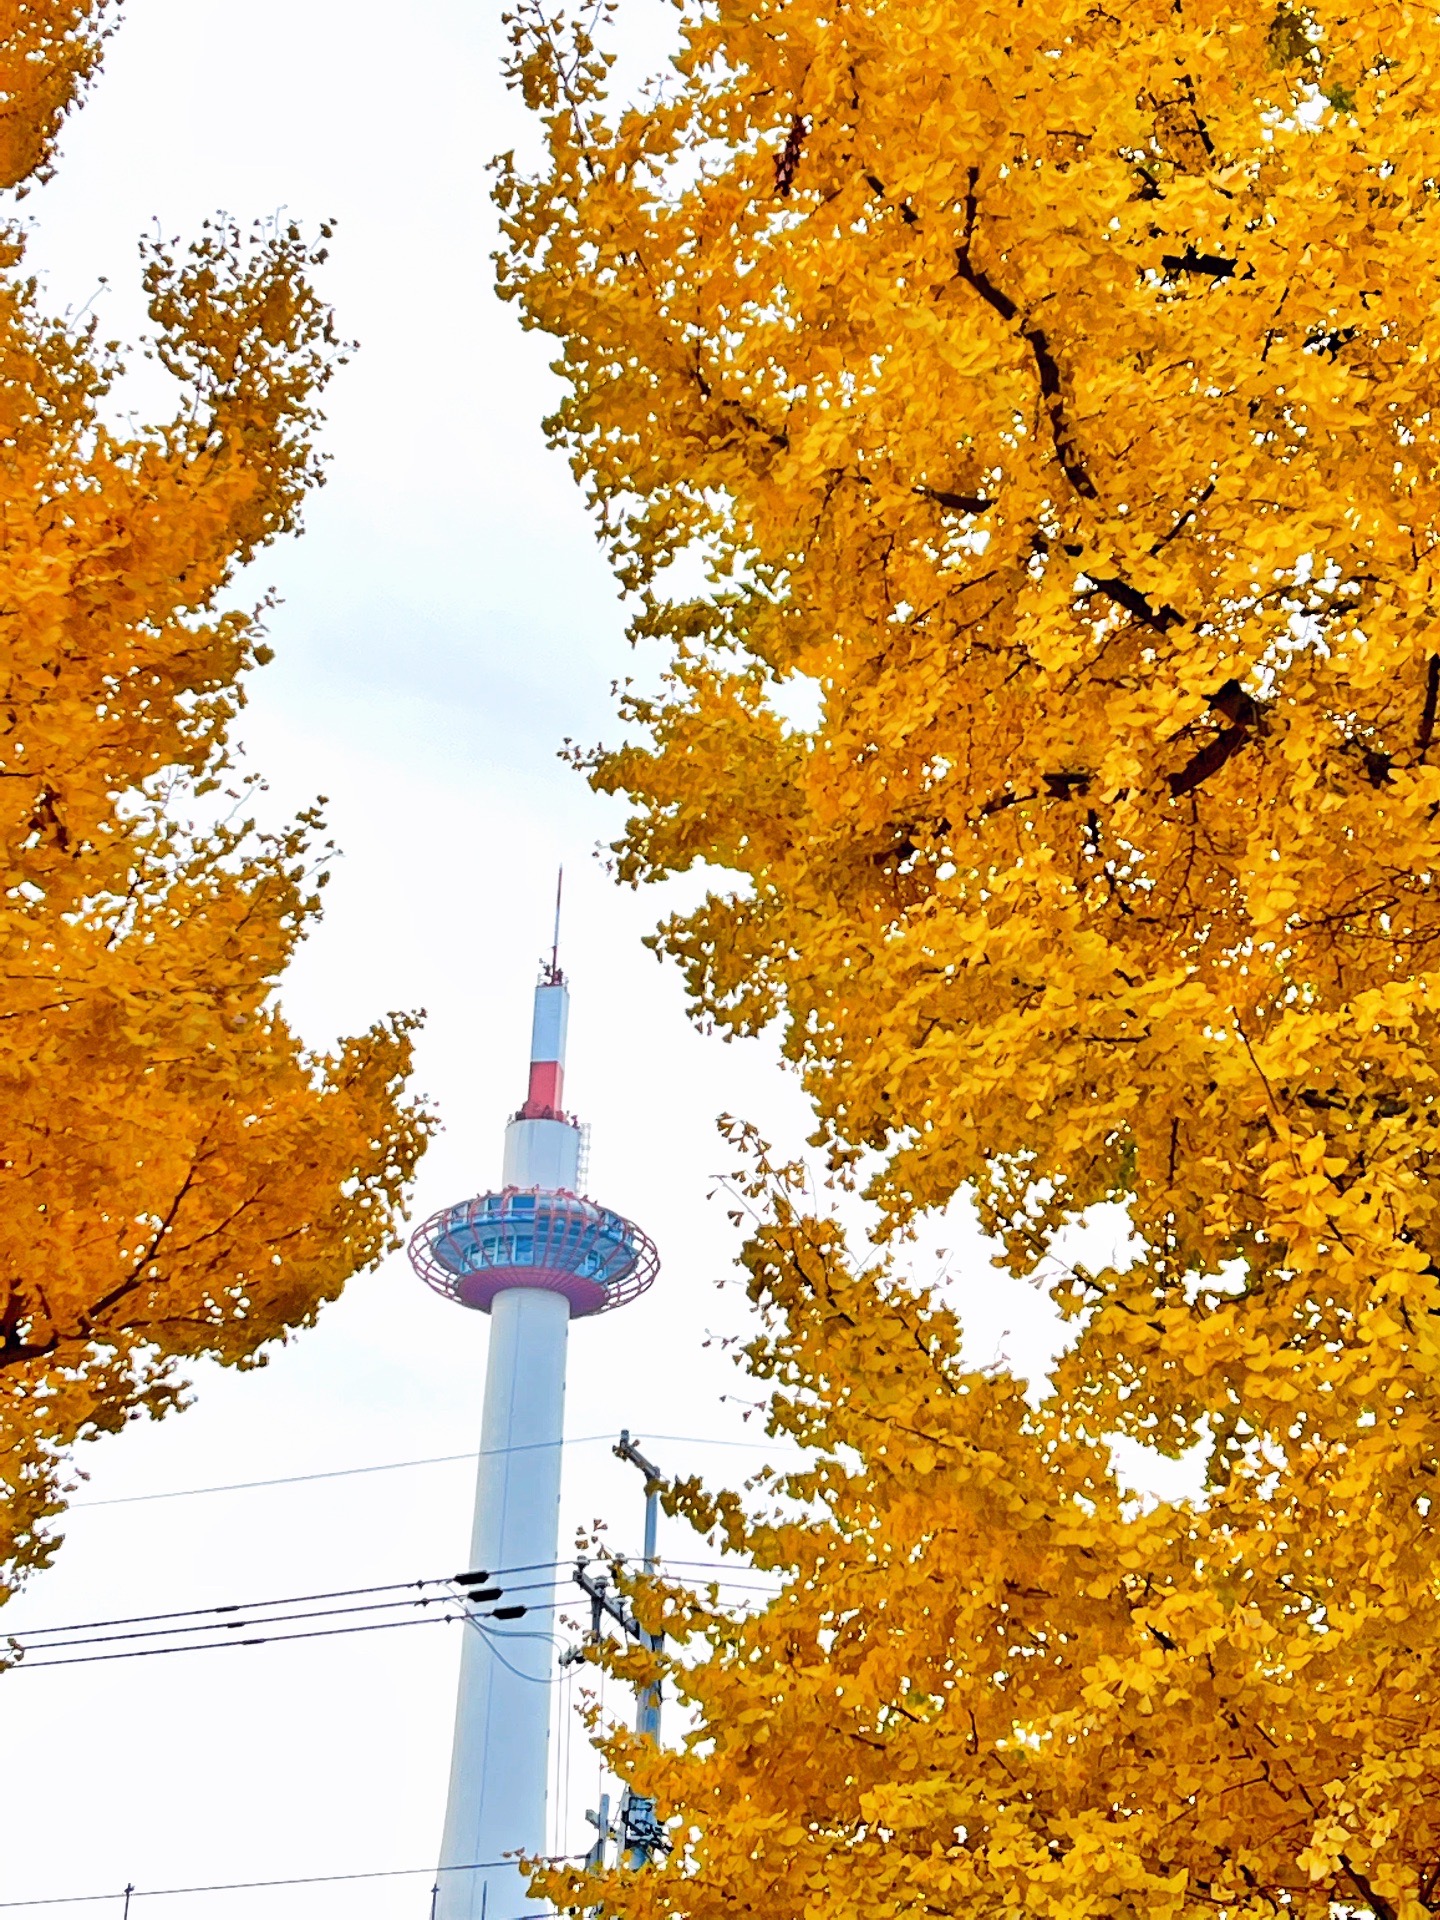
(422, 1191, 647, 1294)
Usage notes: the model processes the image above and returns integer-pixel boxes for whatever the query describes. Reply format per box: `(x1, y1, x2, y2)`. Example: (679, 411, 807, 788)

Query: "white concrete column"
(436, 1286, 570, 1920)
(502, 1117, 580, 1193)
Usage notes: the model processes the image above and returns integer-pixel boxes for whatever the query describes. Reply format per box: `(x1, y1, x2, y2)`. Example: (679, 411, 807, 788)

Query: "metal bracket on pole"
(584, 1792, 613, 1871)
(572, 1558, 640, 1641)
(615, 1429, 664, 1500)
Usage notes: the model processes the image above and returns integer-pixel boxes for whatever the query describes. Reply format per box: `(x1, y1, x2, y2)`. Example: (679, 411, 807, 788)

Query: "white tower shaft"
(436, 1285, 569, 1920)
(436, 975, 579, 1920)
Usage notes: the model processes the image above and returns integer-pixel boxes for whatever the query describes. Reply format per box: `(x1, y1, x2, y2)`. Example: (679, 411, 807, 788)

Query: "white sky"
(0, 7, 1110, 1916)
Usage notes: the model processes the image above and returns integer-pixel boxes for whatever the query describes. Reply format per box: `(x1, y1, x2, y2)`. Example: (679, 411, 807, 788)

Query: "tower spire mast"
(549, 866, 563, 984)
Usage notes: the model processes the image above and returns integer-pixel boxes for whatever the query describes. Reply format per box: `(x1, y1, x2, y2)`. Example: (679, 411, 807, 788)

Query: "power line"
(11, 1611, 464, 1671)
(0, 1854, 586, 1910)
(8, 1574, 462, 1643)
(648, 1558, 785, 1577)
(8, 1559, 779, 1651)
(5, 1565, 579, 1644)
(68, 1442, 582, 1510)
(68, 1432, 803, 1511)
(465, 1616, 571, 1687)
(20, 1591, 465, 1656)
(5, 1569, 780, 1673)
(7, 1569, 527, 1670)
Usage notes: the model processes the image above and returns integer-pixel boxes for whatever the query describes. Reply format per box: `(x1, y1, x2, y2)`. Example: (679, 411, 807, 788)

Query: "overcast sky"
(0, 8, 1097, 1916)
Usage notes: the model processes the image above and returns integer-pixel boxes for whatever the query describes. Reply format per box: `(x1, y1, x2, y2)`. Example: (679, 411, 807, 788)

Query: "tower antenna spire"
(550, 866, 564, 983)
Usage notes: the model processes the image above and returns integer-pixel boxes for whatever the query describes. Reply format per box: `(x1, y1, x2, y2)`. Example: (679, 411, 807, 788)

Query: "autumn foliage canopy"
(499, 0, 1440, 1914)
(0, 3, 431, 1598)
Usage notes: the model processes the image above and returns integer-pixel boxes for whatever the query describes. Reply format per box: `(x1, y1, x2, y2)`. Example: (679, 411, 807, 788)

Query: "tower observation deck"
(409, 943, 658, 1920)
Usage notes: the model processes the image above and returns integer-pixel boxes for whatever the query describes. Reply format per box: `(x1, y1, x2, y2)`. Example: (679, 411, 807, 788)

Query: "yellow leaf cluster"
(0, 0, 115, 193)
(538, 1165, 1440, 1920)
(0, 6, 432, 1601)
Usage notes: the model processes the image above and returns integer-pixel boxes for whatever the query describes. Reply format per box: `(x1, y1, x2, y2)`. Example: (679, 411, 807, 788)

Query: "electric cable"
(1, 1508, 787, 1678)
(596, 1653, 608, 1843)
(68, 1431, 805, 1511)
(5, 1566, 571, 1643)
(646, 1558, 786, 1577)
(550, 1616, 564, 1855)
(4, 1561, 773, 1650)
(0, 1854, 587, 1910)
(463, 1618, 570, 1686)
(66, 1440, 600, 1509)
(17, 1590, 462, 1656)
(6, 1574, 461, 1643)
(458, 1598, 566, 1623)
(12, 1610, 464, 1670)
(561, 1656, 574, 1852)
(4, 1577, 774, 1673)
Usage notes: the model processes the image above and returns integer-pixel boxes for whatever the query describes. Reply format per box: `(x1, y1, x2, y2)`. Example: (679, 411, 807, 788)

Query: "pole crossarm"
(572, 1560, 641, 1641)
(614, 1430, 664, 1488)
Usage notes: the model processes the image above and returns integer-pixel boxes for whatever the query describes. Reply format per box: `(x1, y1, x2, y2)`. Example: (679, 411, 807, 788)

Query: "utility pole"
(567, 1562, 634, 1879)
(614, 1431, 663, 1742)
(566, 1435, 673, 1870)
(614, 1432, 669, 1864)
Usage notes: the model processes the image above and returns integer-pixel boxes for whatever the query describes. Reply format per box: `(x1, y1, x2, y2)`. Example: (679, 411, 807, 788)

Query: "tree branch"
(1418, 654, 1440, 759)
(915, 484, 994, 513)
(1084, 574, 1184, 632)
(0, 1330, 59, 1373)
(1161, 245, 1237, 279)
(954, 167, 1096, 499)
(1168, 724, 1251, 797)
(775, 114, 808, 197)
(1338, 1855, 1399, 1920)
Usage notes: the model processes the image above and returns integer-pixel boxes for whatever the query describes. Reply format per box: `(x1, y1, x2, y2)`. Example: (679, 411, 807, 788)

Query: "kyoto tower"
(408, 905, 659, 1920)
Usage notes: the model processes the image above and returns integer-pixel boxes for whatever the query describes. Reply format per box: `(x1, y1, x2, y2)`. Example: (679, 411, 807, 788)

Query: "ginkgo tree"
(545, 1153, 1440, 1920)
(499, 0, 1440, 1912)
(0, 2, 431, 1598)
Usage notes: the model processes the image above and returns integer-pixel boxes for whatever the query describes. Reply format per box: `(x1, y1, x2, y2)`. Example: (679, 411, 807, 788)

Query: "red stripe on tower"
(522, 1058, 564, 1119)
